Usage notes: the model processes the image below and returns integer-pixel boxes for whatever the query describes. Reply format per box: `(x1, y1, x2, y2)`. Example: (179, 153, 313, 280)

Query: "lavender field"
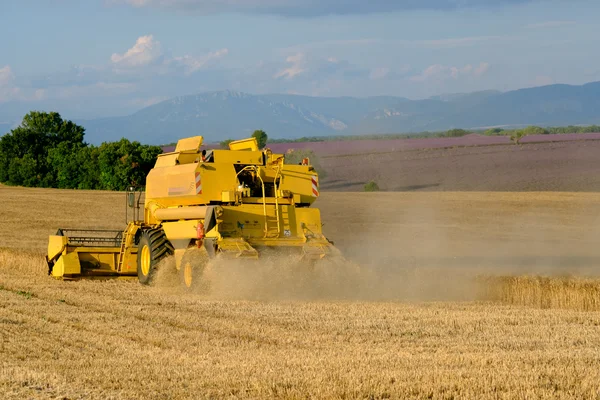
(269, 133, 600, 156)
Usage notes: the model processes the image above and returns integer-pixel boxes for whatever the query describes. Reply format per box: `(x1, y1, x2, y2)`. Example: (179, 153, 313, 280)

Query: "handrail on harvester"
(235, 166, 268, 238)
(273, 163, 282, 237)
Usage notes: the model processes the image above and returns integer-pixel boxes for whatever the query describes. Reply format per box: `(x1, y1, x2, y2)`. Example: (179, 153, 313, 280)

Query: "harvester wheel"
(180, 247, 209, 292)
(137, 229, 173, 285)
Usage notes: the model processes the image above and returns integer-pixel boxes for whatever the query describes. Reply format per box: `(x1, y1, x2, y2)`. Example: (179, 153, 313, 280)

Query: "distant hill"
(78, 82, 600, 144)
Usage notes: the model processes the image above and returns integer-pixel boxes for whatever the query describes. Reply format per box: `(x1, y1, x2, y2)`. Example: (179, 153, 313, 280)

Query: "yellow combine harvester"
(46, 136, 338, 289)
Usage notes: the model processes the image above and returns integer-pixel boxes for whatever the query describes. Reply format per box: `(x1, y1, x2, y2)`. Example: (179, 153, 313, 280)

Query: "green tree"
(220, 139, 234, 149)
(510, 126, 550, 144)
(0, 111, 85, 187)
(284, 148, 327, 179)
(74, 146, 101, 190)
(252, 130, 268, 149)
(98, 139, 162, 190)
(510, 129, 526, 144)
(446, 129, 471, 137)
(521, 126, 549, 136)
(484, 128, 505, 136)
(47, 141, 86, 189)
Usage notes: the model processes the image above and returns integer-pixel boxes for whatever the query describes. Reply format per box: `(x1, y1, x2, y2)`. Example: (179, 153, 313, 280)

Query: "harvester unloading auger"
(46, 136, 340, 290)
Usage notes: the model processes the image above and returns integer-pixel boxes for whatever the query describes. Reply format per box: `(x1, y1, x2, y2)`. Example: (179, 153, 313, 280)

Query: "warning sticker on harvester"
(311, 176, 319, 197)
(195, 172, 202, 195)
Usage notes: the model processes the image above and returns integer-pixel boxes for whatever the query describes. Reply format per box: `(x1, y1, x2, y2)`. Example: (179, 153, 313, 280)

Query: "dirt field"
(2, 185, 600, 398)
(320, 140, 600, 192)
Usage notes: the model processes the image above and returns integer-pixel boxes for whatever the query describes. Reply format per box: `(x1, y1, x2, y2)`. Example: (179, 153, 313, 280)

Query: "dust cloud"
(152, 193, 600, 303)
(152, 250, 493, 302)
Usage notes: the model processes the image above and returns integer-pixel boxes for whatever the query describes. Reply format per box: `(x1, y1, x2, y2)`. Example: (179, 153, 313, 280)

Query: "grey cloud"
(115, 0, 538, 16)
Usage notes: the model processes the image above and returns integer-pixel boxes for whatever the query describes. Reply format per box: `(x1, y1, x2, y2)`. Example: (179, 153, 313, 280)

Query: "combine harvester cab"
(47, 135, 340, 289)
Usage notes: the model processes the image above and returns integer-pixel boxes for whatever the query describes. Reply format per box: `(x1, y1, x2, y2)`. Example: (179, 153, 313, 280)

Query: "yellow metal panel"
(229, 137, 258, 151)
(48, 235, 68, 261)
(217, 238, 258, 258)
(212, 150, 262, 165)
(155, 206, 208, 221)
(162, 220, 199, 240)
(197, 163, 238, 202)
(146, 163, 198, 200)
(175, 136, 203, 152)
(123, 253, 138, 273)
(155, 153, 179, 167)
(177, 153, 201, 164)
(294, 208, 323, 235)
(279, 165, 318, 204)
(52, 251, 81, 277)
(219, 204, 273, 239)
(221, 191, 236, 202)
(247, 237, 306, 247)
(78, 252, 118, 271)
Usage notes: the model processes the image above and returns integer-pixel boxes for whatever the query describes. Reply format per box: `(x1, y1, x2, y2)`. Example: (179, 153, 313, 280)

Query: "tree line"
(0, 112, 162, 190)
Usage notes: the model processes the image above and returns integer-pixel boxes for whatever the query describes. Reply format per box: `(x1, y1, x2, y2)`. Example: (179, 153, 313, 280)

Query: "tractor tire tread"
(137, 228, 173, 285)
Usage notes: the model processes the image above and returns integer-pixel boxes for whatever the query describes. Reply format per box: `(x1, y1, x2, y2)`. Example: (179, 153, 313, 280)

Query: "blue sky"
(0, 0, 598, 121)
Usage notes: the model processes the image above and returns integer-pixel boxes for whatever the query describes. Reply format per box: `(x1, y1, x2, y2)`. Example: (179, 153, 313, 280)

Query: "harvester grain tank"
(46, 136, 337, 289)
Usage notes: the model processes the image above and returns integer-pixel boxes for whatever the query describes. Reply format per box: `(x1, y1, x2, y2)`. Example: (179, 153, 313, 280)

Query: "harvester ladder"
(267, 165, 283, 238)
(265, 210, 280, 238)
(280, 206, 291, 236)
(116, 228, 131, 273)
(265, 165, 281, 238)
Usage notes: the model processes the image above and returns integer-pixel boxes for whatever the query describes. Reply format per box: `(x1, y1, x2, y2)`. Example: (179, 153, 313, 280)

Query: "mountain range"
(5, 81, 600, 145)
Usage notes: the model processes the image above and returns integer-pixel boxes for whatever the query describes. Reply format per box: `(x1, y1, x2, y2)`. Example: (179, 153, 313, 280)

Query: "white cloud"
(410, 62, 490, 82)
(173, 48, 229, 74)
(111, 35, 162, 67)
(474, 62, 490, 77)
(532, 75, 554, 87)
(274, 53, 307, 79)
(0, 65, 14, 87)
(369, 67, 390, 80)
(0, 66, 51, 103)
(526, 20, 575, 29)
(110, 34, 228, 76)
(0, 65, 23, 102)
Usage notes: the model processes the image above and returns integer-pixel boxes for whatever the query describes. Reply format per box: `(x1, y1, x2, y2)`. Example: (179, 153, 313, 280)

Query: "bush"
(220, 139, 234, 149)
(521, 126, 549, 135)
(510, 126, 550, 144)
(510, 129, 526, 144)
(446, 129, 471, 137)
(285, 148, 327, 179)
(364, 181, 380, 192)
(484, 128, 504, 136)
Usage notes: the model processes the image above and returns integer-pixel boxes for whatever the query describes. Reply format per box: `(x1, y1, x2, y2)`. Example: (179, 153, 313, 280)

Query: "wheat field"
(2, 185, 600, 399)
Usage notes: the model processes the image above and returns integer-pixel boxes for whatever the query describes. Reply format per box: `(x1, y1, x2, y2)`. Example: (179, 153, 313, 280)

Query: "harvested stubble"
(3, 185, 600, 398)
(3, 248, 600, 399)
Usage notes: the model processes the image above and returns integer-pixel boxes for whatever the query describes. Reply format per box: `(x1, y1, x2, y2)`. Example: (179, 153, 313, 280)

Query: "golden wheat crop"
(482, 275, 600, 311)
(2, 185, 600, 399)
